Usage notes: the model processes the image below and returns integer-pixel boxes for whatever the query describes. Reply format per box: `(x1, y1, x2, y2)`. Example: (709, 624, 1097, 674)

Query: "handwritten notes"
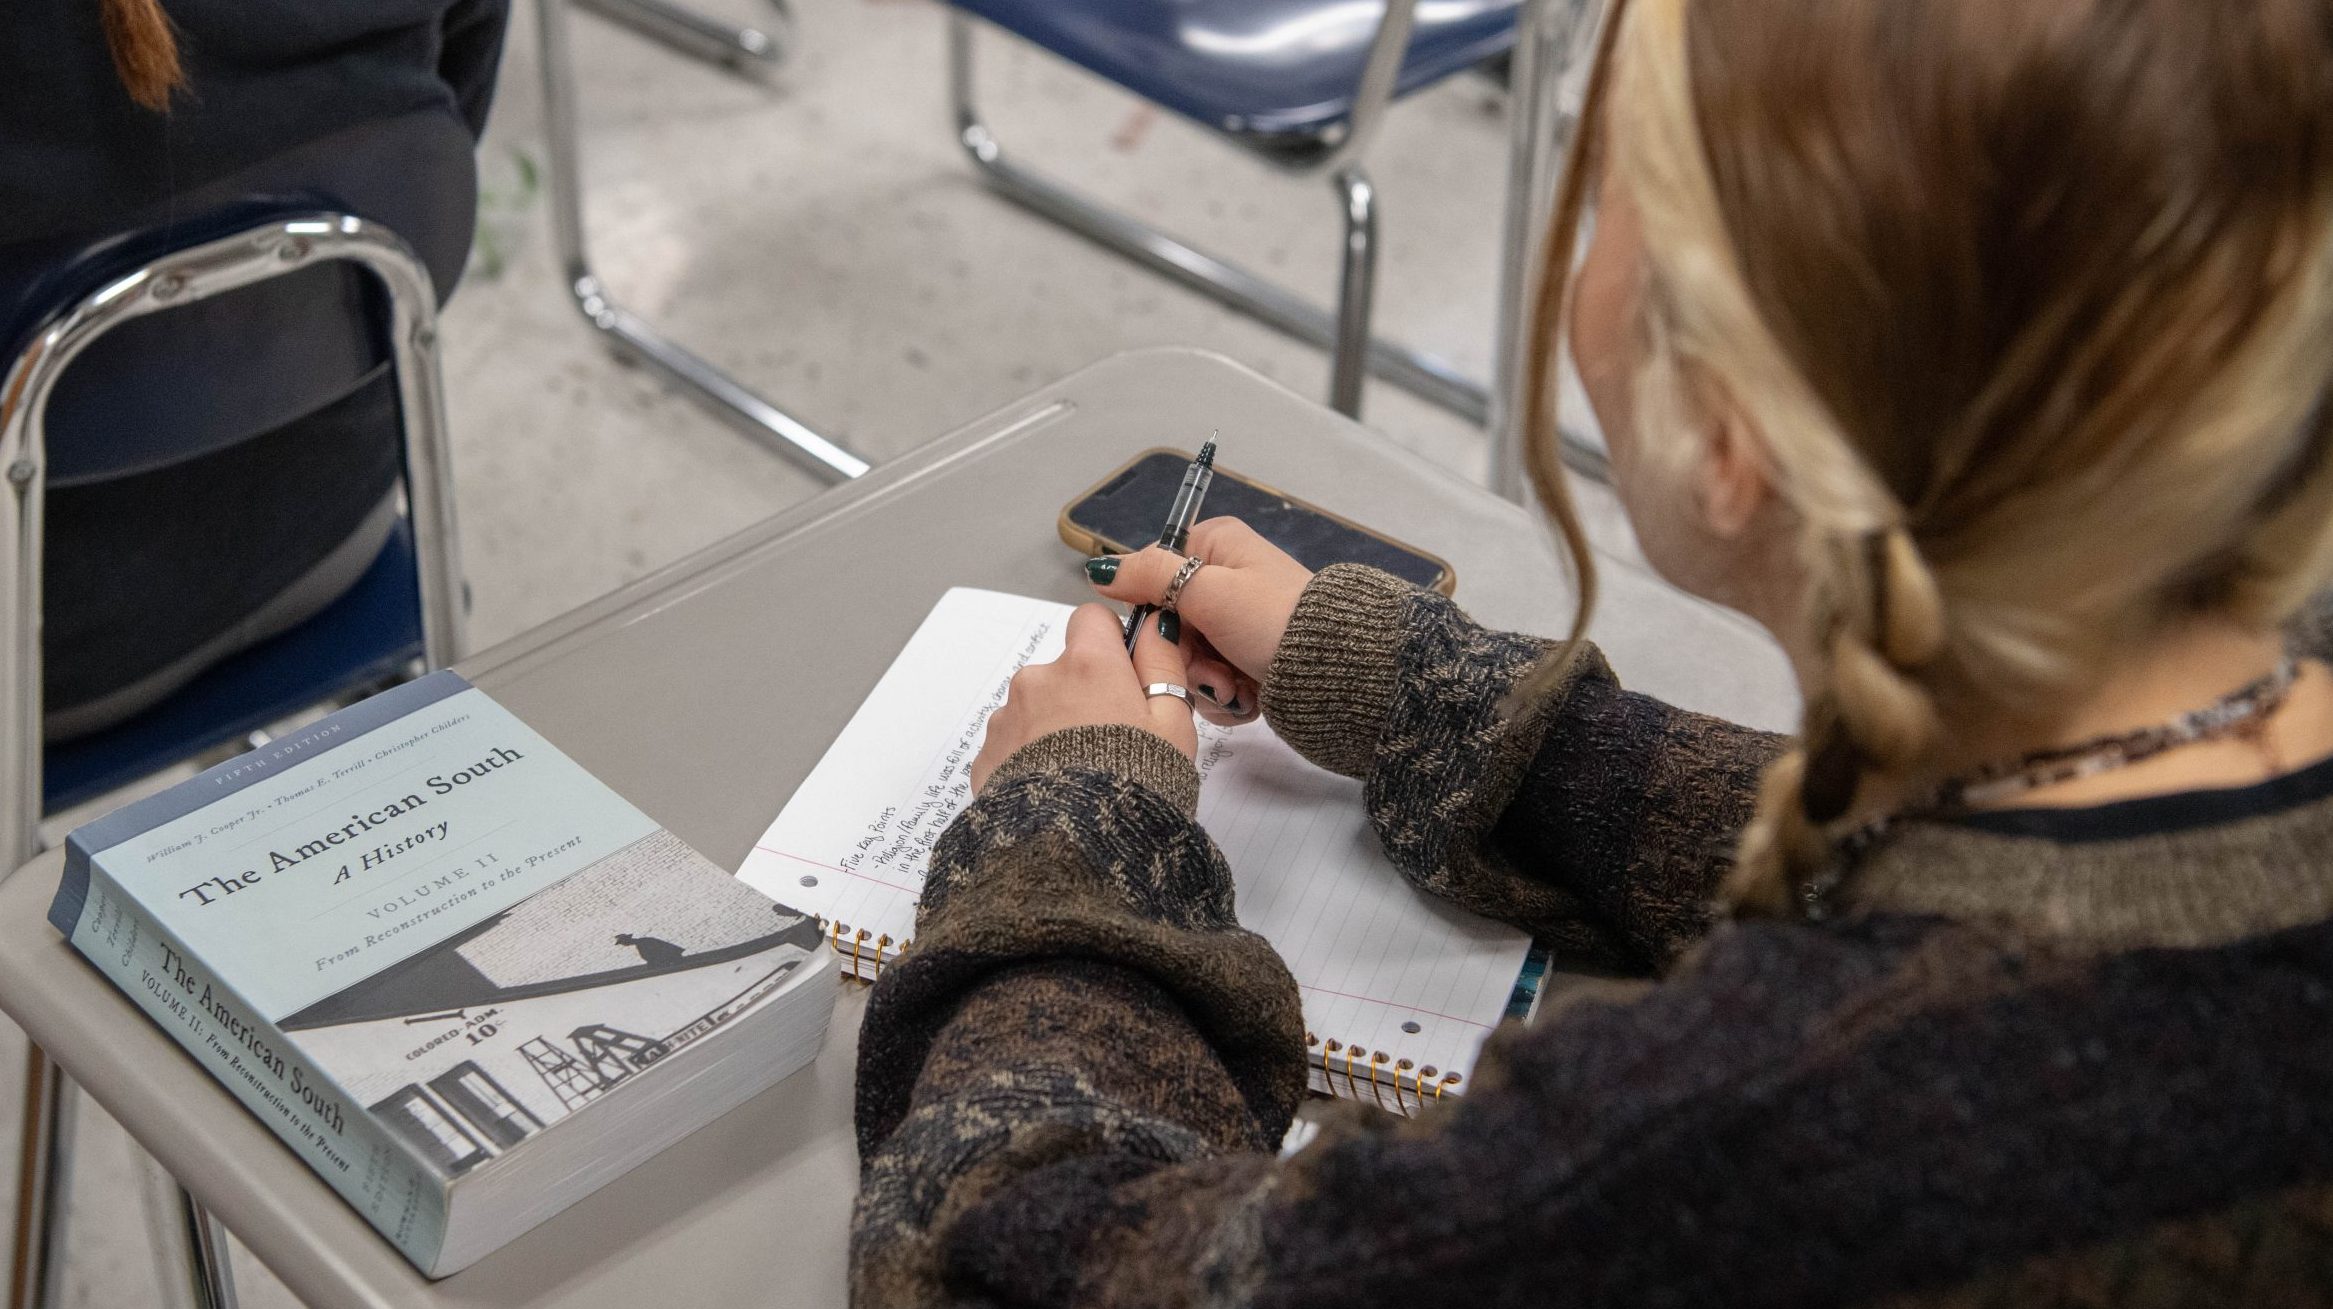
(831, 611, 1051, 886)
(739, 588, 1532, 1094)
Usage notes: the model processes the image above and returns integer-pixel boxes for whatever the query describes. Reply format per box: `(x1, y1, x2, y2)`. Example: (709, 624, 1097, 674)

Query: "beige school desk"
(0, 349, 1795, 1306)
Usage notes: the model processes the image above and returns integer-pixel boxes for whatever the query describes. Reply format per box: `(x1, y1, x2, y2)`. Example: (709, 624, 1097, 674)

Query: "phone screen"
(1070, 452, 1449, 590)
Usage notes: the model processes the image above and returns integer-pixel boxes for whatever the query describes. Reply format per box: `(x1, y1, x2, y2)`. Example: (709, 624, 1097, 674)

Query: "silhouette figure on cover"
(614, 933, 684, 966)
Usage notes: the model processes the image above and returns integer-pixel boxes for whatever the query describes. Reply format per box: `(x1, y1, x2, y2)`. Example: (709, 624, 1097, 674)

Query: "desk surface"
(0, 349, 1794, 1306)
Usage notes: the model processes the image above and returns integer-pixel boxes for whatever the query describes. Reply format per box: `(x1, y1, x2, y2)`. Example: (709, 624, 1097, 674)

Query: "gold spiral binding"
(821, 918, 910, 982)
(1302, 1036, 1457, 1116)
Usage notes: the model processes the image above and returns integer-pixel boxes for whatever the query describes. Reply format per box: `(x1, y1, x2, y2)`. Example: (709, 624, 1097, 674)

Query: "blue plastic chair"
(0, 197, 468, 861)
(948, 0, 1531, 423)
(954, 0, 1520, 141)
(0, 192, 467, 1305)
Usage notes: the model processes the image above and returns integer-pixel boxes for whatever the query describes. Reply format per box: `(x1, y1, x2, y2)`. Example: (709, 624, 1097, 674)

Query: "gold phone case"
(1056, 447, 1458, 596)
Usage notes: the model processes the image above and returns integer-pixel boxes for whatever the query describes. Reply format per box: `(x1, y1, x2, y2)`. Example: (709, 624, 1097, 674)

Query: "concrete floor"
(9, 0, 1630, 1302)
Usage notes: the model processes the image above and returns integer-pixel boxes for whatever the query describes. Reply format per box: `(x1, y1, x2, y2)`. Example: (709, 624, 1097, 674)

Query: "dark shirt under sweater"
(851, 563, 2333, 1307)
(5, 1, 507, 730)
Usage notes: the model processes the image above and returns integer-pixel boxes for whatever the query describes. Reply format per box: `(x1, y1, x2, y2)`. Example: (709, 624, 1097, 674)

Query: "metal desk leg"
(574, 0, 788, 74)
(7, 1049, 74, 1309)
(172, 1190, 239, 1309)
(536, 0, 870, 482)
(1327, 169, 1380, 420)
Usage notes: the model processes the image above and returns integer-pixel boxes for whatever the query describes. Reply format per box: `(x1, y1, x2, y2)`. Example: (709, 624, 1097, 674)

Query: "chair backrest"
(951, 0, 1517, 143)
(2, 199, 470, 860)
(0, 109, 477, 488)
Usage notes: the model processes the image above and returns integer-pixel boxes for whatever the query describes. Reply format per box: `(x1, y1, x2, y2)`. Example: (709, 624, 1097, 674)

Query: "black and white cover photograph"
(283, 830, 826, 1178)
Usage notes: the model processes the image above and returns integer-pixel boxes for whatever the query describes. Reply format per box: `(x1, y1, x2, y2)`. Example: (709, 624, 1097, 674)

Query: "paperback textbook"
(51, 671, 834, 1277)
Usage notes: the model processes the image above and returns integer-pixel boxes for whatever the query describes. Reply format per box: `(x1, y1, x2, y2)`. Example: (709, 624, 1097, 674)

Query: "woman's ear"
(1696, 402, 1775, 540)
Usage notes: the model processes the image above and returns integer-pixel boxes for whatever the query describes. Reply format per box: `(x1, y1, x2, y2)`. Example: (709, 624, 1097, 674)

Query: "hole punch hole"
(1400, 1020, 1421, 1034)
(799, 875, 819, 887)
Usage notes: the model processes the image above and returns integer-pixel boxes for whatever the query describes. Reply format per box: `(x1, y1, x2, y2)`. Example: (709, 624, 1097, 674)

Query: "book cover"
(50, 671, 834, 1275)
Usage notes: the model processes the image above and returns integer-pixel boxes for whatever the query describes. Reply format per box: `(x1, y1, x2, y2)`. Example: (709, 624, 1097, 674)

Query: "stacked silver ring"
(1161, 555, 1206, 612)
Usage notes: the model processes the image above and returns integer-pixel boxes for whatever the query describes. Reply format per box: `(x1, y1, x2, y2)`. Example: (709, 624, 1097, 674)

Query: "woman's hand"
(970, 603, 1198, 791)
(1085, 517, 1313, 725)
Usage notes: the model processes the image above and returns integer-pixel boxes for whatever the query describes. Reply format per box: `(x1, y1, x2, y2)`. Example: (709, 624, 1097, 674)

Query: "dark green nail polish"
(1196, 684, 1218, 702)
(1084, 556, 1120, 584)
(1158, 611, 1181, 643)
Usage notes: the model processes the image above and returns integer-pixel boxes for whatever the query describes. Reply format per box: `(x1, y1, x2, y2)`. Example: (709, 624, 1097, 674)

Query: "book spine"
(62, 867, 452, 1273)
(49, 835, 92, 938)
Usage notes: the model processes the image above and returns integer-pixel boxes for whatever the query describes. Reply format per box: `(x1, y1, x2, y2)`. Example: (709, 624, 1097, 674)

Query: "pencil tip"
(1197, 436, 1217, 467)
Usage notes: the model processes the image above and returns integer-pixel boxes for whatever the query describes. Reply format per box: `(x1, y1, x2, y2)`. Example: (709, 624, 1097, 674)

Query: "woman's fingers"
(1083, 516, 1312, 683)
(1128, 608, 1199, 751)
(1198, 678, 1262, 726)
(1183, 642, 1257, 726)
(1060, 600, 1130, 657)
(1087, 545, 1208, 608)
(969, 683, 1021, 791)
(1183, 515, 1273, 561)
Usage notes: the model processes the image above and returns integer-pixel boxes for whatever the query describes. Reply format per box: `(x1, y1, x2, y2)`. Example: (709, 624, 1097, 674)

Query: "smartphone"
(1059, 449, 1456, 595)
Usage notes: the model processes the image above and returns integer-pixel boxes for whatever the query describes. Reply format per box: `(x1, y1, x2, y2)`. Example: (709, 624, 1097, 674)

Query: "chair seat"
(43, 520, 425, 815)
(952, 0, 1521, 140)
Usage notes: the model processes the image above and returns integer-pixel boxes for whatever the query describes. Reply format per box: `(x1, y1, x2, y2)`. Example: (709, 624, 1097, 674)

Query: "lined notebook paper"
(739, 588, 1534, 1111)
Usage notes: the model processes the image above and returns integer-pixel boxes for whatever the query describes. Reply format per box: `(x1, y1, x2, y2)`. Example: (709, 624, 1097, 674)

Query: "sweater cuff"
(1261, 564, 1414, 777)
(987, 724, 1201, 816)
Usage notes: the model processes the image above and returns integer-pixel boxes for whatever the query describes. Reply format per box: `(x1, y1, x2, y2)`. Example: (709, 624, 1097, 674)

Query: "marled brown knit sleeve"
(847, 706, 2333, 1309)
(1265, 564, 1786, 972)
(851, 724, 1310, 1306)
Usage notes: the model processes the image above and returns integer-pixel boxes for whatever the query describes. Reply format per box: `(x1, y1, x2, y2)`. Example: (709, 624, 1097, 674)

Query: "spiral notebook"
(739, 588, 1538, 1114)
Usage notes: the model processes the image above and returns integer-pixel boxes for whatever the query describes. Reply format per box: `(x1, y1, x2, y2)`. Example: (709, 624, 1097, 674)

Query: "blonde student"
(850, 0, 2333, 1303)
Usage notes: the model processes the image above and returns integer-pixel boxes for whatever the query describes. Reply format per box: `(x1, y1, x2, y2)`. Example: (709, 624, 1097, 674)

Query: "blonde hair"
(100, 0, 185, 110)
(1523, 0, 2333, 914)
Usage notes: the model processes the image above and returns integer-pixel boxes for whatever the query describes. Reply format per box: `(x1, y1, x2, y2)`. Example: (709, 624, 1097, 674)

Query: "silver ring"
(1161, 555, 1205, 612)
(1142, 682, 1192, 704)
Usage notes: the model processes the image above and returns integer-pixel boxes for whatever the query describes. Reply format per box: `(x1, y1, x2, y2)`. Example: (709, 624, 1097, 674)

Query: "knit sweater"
(851, 564, 2333, 1307)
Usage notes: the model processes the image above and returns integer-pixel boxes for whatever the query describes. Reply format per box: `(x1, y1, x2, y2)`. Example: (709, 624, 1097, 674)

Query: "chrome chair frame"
(542, 0, 1602, 491)
(948, 0, 1610, 487)
(535, 0, 871, 482)
(1, 213, 468, 1309)
(949, 2, 1423, 423)
(1488, 0, 1606, 495)
(575, 0, 789, 73)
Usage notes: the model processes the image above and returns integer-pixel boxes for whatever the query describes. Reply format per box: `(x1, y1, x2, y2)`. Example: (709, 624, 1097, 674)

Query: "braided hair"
(1522, 0, 2333, 913)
